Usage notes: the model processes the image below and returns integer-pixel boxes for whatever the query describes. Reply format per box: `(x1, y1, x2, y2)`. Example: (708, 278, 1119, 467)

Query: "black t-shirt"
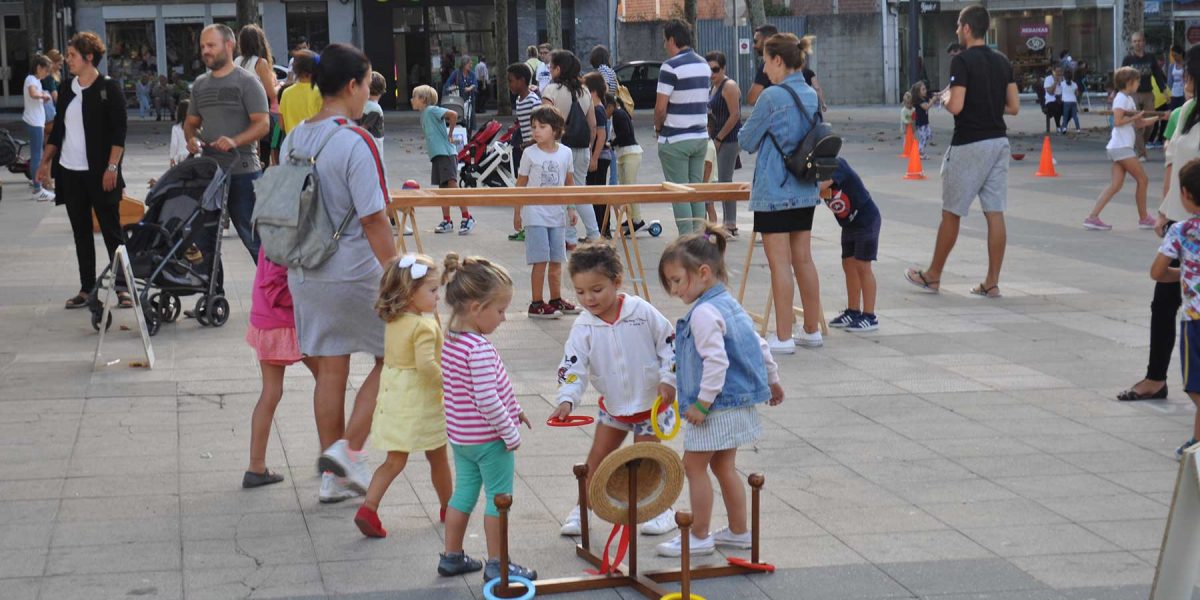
(1121, 53, 1166, 93)
(914, 102, 929, 126)
(754, 64, 817, 89)
(948, 46, 1013, 146)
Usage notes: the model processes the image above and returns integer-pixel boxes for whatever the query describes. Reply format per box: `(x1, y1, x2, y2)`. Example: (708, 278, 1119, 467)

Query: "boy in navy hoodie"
(820, 158, 882, 331)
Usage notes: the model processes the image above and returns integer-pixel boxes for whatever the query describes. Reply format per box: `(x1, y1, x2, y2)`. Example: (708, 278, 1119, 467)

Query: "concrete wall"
(262, 0, 287, 66)
(806, 12, 885, 105)
(573, 0, 613, 60)
(617, 21, 668, 65)
(328, 0, 357, 48)
(516, 0, 539, 58)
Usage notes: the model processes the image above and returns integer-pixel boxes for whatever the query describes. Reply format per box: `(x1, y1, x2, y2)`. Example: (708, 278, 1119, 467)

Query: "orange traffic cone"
(899, 124, 915, 158)
(1035, 135, 1058, 177)
(904, 144, 925, 180)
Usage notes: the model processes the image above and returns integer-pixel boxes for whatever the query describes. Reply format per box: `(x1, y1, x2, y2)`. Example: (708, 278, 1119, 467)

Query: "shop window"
(165, 22, 205, 81)
(107, 20, 158, 107)
(287, 1, 329, 51)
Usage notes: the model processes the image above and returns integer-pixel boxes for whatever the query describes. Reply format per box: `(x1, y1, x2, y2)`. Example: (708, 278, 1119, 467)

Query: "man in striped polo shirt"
(655, 19, 711, 235)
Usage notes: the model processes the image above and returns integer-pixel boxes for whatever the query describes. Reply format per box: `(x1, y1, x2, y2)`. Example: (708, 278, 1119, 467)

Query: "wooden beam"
(388, 183, 750, 209)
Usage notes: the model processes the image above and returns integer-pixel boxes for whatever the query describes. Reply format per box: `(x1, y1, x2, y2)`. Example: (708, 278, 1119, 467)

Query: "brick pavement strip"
(1, 105, 1198, 598)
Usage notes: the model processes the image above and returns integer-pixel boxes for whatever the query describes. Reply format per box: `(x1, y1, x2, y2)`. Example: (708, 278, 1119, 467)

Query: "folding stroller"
(457, 120, 518, 189)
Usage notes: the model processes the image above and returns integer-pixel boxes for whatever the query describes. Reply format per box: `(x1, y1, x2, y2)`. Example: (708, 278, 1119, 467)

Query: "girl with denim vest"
(654, 224, 784, 558)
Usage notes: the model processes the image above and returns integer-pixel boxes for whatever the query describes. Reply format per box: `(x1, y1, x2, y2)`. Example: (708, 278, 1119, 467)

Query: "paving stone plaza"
(1, 106, 1198, 599)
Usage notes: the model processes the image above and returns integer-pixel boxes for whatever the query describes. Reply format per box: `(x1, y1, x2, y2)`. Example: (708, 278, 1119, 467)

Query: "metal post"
(908, 0, 920, 86)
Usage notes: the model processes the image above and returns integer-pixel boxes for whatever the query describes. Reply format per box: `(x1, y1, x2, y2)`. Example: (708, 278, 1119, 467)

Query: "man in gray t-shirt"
(184, 24, 269, 262)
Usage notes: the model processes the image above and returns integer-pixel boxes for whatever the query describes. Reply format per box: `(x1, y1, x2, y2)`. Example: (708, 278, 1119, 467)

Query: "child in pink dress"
(243, 247, 316, 488)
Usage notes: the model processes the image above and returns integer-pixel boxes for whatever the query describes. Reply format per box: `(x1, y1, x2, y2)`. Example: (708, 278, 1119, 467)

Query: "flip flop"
(970, 283, 1002, 298)
(242, 469, 285, 488)
(117, 292, 134, 309)
(904, 268, 940, 293)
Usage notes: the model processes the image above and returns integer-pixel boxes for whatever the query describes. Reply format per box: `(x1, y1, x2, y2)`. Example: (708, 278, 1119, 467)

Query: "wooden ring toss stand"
(487, 464, 771, 599)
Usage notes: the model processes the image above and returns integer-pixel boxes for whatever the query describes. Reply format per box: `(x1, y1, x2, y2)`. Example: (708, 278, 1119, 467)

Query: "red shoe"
(355, 506, 387, 538)
(440, 505, 447, 523)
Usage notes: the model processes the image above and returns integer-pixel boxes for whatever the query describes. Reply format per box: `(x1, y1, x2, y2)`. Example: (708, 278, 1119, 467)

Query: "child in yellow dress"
(354, 254, 453, 538)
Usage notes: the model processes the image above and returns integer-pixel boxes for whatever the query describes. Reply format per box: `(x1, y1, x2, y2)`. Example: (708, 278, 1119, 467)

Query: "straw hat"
(588, 443, 684, 525)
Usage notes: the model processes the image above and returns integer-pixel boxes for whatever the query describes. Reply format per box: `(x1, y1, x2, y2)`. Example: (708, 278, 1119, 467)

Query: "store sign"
(738, 38, 751, 54)
(1027, 37, 1047, 51)
(919, 1, 939, 14)
(1020, 24, 1050, 37)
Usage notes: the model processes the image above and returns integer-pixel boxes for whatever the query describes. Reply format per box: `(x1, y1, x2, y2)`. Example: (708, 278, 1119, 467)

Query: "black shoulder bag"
(562, 93, 592, 149)
(764, 83, 841, 183)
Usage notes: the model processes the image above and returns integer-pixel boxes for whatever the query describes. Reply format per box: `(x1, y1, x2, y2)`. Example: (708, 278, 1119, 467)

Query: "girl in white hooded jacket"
(549, 243, 679, 537)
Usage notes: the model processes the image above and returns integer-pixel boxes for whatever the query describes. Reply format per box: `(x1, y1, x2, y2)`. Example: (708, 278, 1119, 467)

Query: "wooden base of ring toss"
(489, 463, 771, 599)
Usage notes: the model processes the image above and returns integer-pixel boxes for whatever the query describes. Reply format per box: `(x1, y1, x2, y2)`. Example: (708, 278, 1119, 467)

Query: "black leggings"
(1147, 259, 1182, 382)
(60, 169, 123, 292)
(587, 158, 611, 235)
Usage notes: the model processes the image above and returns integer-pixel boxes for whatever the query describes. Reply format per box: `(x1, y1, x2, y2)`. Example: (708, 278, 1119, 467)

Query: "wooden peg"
(495, 493, 512, 591)
(574, 463, 590, 550)
(748, 473, 764, 564)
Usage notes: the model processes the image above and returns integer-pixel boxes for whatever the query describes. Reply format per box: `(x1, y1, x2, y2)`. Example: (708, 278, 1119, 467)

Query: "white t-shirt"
(1108, 92, 1137, 150)
(60, 78, 90, 171)
(1060, 81, 1078, 104)
(518, 143, 573, 227)
(1043, 75, 1060, 100)
(705, 140, 718, 183)
(23, 75, 45, 127)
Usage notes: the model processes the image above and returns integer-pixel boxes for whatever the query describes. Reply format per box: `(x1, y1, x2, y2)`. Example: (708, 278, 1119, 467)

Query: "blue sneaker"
(845, 313, 879, 332)
(829, 309, 861, 328)
(438, 551, 483, 576)
(1176, 437, 1198, 460)
(483, 558, 537, 582)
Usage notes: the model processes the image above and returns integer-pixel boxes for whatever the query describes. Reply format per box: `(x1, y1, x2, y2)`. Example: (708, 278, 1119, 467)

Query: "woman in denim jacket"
(739, 33, 823, 353)
(654, 225, 783, 558)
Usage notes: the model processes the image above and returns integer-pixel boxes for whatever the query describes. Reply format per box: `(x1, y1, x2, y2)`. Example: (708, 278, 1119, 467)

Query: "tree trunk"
(495, 0, 512, 116)
(746, 0, 767, 31)
(237, 0, 260, 28)
(684, 0, 698, 25)
(1123, 0, 1143, 57)
(546, 0, 563, 50)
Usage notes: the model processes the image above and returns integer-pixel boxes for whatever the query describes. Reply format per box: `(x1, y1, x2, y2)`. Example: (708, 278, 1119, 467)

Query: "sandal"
(242, 469, 285, 488)
(904, 268, 940, 293)
(1117, 384, 1168, 401)
(64, 293, 88, 310)
(117, 292, 134, 309)
(970, 283, 1002, 298)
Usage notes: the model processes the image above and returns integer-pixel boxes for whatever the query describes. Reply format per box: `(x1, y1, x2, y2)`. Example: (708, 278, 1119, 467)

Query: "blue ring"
(483, 575, 535, 600)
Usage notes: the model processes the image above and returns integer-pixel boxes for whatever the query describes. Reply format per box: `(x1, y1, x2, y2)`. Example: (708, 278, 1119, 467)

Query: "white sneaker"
(793, 327, 823, 348)
(766, 334, 795, 355)
(318, 471, 360, 504)
(318, 439, 371, 494)
(560, 505, 582, 536)
(655, 532, 715, 557)
(640, 508, 678, 535)
(712, 526, 753, 549)
(34, 188, 55, 202)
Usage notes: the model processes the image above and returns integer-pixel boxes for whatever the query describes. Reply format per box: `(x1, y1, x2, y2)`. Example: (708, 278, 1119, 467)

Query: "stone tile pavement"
(1, 105, 1199, 599)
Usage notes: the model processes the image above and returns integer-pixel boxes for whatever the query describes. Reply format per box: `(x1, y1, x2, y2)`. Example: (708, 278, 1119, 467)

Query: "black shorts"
(753, 206, 815, 234)
(841, 236, 879, 261)
(431, 155, 458, 187)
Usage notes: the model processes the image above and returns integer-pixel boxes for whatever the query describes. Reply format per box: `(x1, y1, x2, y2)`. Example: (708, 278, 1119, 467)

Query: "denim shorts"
(524, 225, 565, 265)
(1181, 321, 1200, 394)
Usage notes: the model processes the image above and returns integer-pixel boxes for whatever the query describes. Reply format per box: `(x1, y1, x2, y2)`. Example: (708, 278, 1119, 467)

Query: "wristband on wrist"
(695, 402, 710, 415)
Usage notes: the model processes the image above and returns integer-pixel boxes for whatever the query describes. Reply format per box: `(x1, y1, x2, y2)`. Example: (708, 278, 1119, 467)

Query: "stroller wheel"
(648, 221, 663, 237)
(90, 310, 112, 332)
(207, 296, 230, 327)
(142, 299, 161, 337)
(194, 297, 211, 326)
(152, 293, 182, 323)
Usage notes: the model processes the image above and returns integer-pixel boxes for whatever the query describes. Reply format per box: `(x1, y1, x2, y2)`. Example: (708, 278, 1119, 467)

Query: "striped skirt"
(683, 405, 762, 452)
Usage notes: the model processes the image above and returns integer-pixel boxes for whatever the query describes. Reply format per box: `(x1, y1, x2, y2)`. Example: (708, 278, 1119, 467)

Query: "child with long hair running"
(436, 254, 537, 583)
(1085, 66, 1160, 230)
(354, 254, 453, 537)
(549, 243, 679, 537)
(654, 223, 784, 557)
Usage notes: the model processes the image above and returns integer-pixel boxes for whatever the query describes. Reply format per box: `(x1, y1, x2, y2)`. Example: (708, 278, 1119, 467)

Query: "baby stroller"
(88, 155, 231, 336)
(441, 92, 473, 134)
(457, 120, 518, 189)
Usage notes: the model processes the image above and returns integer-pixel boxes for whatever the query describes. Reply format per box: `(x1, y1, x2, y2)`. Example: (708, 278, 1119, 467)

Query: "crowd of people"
(19, 2, 1200, 586)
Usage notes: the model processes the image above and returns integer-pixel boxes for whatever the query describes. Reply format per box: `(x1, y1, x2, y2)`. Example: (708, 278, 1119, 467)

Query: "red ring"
(545, 415, 595, 427)
(727, 557, 776, 572)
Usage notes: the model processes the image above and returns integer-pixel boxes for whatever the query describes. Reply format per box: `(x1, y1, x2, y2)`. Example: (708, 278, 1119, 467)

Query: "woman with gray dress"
(282, 43, 398, 503)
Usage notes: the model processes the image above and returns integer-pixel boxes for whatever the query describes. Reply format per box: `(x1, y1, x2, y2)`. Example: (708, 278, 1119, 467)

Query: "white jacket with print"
(555, 294, 676, 415)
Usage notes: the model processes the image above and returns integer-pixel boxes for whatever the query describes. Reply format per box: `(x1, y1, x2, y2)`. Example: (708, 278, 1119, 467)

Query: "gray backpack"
(252, 120, 356, 269)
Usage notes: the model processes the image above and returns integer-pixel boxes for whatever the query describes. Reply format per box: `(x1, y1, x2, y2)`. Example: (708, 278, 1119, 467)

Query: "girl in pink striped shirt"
(436, 253, 537, 583)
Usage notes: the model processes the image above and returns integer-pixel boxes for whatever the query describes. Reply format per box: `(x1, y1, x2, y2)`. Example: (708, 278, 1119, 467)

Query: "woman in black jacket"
(35, 32, 129, 309)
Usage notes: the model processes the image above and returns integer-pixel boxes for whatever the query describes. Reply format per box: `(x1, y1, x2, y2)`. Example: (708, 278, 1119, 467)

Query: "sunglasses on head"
(710, 66, 721, 72)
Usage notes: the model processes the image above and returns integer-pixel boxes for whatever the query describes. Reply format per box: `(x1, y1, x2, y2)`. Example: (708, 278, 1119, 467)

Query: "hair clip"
(313, 53, 321, 65)
(703, 232, 712, 241)
(397, 254, 429, 279)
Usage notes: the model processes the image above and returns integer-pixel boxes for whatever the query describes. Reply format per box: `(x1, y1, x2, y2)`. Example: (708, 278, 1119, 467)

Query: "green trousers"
(658, 137, 708, 235)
